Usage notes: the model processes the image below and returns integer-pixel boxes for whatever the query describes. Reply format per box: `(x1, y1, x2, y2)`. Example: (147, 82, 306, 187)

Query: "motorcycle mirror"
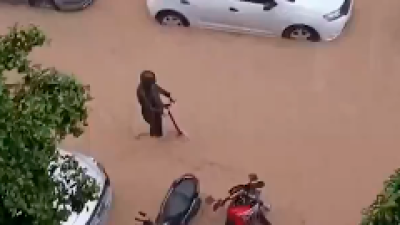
(248, 173, 258, 182)
(254, 181, 265, 189)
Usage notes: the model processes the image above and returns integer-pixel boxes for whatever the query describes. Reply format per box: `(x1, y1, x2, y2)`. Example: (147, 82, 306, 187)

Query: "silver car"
(27, 0, 95, 11)
(57, 149, 113, 225)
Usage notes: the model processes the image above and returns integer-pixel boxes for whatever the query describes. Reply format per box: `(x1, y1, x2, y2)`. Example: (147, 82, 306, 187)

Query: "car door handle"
(181, 0, 190, 4)
(229, 7, 239, 12)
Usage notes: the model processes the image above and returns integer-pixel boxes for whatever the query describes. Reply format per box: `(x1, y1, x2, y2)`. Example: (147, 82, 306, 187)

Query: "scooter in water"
(135, 174, 202, 225)
(206, 174, 272, 225)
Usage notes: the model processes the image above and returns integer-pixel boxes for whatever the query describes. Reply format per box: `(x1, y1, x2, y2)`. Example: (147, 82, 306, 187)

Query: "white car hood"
(56, 149, 106, 225)
(295, 0, 344, 13)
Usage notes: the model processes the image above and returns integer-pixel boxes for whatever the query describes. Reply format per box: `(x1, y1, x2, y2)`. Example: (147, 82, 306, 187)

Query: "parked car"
(58, 149, 113, 225)
(146, 0, 353, 42)
(27, 0, 95, 11)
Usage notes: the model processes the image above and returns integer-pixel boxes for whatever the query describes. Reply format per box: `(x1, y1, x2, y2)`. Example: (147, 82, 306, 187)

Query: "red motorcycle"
(206, 174, 272, 225)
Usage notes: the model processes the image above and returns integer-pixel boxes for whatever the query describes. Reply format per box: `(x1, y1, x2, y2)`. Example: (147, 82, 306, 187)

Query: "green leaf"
(361, 170, 400, 225)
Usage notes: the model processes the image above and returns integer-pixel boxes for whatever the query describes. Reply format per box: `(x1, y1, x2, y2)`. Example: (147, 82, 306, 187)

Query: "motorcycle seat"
(159, 179, 198, 223)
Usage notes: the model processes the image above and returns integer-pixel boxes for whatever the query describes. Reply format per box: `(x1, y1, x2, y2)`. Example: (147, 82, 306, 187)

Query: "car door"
(229, 0, 282, 35)
(189, 0, 245, 32)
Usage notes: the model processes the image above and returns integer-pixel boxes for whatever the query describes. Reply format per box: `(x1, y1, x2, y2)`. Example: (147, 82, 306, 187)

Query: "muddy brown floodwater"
(1, 0, 400, 224)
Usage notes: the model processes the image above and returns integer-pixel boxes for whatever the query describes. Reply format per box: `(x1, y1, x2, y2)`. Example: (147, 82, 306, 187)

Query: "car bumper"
(319, 0, 354, 41)
(146, 0, 158, 17)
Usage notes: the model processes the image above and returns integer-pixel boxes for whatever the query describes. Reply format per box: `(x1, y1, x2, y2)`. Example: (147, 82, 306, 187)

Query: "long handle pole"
(167, 109, 183, 136)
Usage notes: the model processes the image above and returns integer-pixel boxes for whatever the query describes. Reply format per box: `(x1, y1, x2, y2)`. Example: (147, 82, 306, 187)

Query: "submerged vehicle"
(206, 174, 272, 225)
(135, 173, 202, 225)
(26, 0, 95, 11)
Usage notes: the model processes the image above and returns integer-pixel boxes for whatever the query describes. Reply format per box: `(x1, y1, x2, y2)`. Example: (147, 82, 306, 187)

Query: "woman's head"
(140, 70, 156, 89)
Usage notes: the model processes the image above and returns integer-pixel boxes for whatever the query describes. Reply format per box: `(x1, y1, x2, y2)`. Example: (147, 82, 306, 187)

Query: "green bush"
(361, 169, 400, 225)
(0, 25, 99, 225)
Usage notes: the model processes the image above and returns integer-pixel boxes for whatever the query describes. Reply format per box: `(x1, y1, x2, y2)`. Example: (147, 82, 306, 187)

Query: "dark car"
(27, 0, 95, 11)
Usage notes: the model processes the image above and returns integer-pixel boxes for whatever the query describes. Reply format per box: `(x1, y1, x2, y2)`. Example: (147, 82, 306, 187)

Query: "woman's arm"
(138, 87, 163, 113)
(155, 84, 171, 98)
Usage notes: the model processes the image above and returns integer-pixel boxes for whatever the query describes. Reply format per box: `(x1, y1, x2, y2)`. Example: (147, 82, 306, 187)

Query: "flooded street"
(1, 0, 400, 224)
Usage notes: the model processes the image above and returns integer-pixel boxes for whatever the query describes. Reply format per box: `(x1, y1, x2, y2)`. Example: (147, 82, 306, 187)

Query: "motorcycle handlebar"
(228, 181, 264, 196)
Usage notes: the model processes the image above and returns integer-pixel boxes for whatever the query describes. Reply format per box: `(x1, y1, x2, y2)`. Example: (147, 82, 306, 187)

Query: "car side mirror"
(263, 1, 277, 10)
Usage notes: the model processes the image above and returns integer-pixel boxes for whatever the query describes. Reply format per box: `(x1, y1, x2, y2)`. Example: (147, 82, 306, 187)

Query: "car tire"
(155, 10, 190, 27)
(282, 24, 320, 42)
(27, 0, 62, 10)
(50, 0, 94, 11)
(49, 0, 62, 10)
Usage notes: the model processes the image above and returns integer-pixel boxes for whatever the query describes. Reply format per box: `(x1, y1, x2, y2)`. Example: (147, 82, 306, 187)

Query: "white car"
(58, 150, 113, 225)
(146, 0, 353, 41)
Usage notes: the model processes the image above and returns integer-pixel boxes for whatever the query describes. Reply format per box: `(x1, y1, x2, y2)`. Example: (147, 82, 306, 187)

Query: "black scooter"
(135, 174, 202, 225)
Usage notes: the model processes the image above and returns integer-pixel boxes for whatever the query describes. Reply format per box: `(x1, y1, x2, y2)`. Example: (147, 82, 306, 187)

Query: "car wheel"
(51, 0, 94, 11)
(155, 10, 190, 27)
(282, 25, 320, 42)
(49, 0, 61, 10)
(28, 0, 58, 8)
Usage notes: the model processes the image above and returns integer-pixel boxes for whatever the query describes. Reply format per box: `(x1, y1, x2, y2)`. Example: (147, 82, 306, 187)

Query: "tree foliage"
(0, 25, 99, 225)
(362, 169, 400, 225)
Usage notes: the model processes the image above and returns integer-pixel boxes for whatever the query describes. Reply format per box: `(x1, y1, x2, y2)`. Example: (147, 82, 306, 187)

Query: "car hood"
(296, 0, 344, 13)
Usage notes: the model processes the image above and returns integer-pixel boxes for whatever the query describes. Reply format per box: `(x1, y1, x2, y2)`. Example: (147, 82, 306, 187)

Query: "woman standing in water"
(136, 70, 174, 138)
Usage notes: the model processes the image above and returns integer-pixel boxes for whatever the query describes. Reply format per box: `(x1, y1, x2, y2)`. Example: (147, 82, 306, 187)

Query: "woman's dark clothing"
(137, 83, 171, 137)
(150, 112, 163, 137)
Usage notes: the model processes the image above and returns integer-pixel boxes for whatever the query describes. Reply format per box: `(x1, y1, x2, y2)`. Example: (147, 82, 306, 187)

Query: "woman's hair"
(140, 70, 156, 82)
(140, 70, 156, 91)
